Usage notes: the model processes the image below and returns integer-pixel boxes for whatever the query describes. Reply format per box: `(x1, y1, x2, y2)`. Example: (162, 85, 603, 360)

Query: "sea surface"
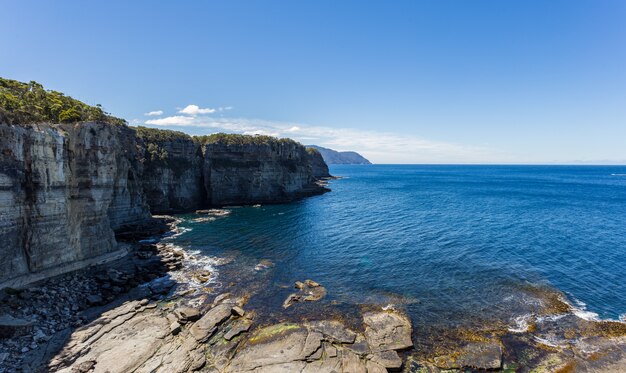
(169, 165, 626, 337)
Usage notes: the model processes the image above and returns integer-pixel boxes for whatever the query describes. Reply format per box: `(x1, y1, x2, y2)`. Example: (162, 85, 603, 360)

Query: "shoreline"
(1, 214, 625, 372)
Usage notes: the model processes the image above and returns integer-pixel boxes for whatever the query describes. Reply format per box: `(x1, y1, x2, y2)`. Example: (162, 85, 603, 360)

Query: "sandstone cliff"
(0, 123, 329, 287)
(306, 147, 331, 178)
(203, 138, 325, 205)
(135, 127, 205, 213)
(0, 122, 152, 288)
(0, 77, 329, 287)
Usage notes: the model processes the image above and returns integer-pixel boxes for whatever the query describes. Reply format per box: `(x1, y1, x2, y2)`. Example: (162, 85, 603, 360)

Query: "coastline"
(3, 212, 625, 372)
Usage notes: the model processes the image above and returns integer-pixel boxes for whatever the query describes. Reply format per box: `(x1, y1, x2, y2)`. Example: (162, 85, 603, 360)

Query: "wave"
(610, 173, 626, 176)
(568, 296, 601, 321)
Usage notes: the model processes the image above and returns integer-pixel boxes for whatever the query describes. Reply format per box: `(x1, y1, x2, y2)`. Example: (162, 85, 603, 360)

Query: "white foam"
(533, 336, 562, 348)
(509, 314, 533, 333)
(567, 296, 600, 321)
(163, 226, 192, 239)
(610, 173, 626, 176)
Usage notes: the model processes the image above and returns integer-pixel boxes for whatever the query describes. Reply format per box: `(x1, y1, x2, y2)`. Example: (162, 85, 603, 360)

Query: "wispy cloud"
(145, 115, 196, 126)
(179, 105, 216, 115)
(142, 114, 505, 163)
(144, 110, 163, 116)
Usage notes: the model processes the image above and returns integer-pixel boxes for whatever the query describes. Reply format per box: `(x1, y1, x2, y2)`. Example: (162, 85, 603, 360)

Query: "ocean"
(167, 165, 626, 345)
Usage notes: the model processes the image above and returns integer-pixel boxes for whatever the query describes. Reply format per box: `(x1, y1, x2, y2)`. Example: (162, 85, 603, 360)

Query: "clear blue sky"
(2, 1, 625, 163)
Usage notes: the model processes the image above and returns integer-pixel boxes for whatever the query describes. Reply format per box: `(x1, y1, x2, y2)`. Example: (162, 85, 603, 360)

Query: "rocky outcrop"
(42, 289, 413, 373)
(203, 140, 327, 205)
(0, 122, 152, 288)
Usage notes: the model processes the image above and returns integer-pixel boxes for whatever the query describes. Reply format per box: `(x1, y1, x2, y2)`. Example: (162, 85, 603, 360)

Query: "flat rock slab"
(363, 310, 413, 352)
(228, 323, 321, 372)
(307, 320, 357, 344)
(370, 349, 402, 369)
(53, 311, 170, 373)
(434, 341, 502, 370)
(189, 303, 232, 342)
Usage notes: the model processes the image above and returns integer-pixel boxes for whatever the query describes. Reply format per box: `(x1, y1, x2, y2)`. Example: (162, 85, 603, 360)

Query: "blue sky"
(2, 1, 625, 164)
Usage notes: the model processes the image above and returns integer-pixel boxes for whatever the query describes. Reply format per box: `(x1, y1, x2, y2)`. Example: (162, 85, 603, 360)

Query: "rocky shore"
(1, 215, 625, 373)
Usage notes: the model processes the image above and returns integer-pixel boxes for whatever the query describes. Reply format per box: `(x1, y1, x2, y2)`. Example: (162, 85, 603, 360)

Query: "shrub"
(0, 77, 126, 125)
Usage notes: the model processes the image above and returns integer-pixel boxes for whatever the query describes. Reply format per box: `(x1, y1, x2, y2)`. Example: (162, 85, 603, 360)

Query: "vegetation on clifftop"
(196, 133, 299, 147)
(0, 77, 126, 126)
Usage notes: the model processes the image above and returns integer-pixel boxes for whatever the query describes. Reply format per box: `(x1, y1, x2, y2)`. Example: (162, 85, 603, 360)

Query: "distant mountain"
(306, 145, 372, 165)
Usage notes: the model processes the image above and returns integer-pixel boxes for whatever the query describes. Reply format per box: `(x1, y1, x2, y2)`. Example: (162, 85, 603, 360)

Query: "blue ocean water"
(172, 165, 626, 330)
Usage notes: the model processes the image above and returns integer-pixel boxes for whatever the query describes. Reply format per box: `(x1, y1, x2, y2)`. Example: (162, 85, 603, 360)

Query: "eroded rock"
(363, 310, 413, 352)
(433, 341, 503, 370)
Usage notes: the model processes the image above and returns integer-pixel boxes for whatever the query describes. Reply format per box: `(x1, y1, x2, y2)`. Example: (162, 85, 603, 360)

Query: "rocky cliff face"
(0, 122, 152, 288)
(136, 129, 205, 213)
(203, 140, 324, 205)
(0, 123, 329, 287)
(306, 148, 331, 178)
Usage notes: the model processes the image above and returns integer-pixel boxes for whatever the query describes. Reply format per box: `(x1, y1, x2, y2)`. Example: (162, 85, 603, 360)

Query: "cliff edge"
(0, 78, 330, 287)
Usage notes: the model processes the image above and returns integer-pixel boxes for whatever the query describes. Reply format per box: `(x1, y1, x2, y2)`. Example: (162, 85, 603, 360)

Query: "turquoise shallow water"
(170, 165, 626, 329)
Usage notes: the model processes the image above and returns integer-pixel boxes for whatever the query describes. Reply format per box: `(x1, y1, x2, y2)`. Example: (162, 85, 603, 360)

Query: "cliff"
(0, 122, 153, 288)
(0, 78, 330, 288)
(306, 147, 331, 178)
(306, 145, 372, 164)
(202, 135, 325, 205)
(135, 127, 205, 213)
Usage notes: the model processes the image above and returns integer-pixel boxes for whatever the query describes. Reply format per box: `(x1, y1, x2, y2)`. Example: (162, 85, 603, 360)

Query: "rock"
(307, 320, 357, 344)
(228, 324, 312, 371)
(0, 314, 33, 338)
(224, 319, 252, 340)
(231, 305, 245, 317)
(213, 293, 232, 305)
(304, 279, 320, 287)
(74, 360, 96, 372)
(254, 259, 274, 271)
(341, 350, 368, 373)
(283, 280, 327, 308)
(363, 310, 413, 352)
(370, 349, 403, 369)
(302, 356, 343, 373)
(86, 294, 103, 305)
(282, 293, 302, 308)
(175, 307, 202, 322)
(189, 303, 232, 342)
(325, 342, 338, 358)
(344, 334, 370, 356)
(302, 331, 324, 358)
(169, 321, 181, 335)
(365, 360, 388, 373)
(433, 342, 502, 370)
(148, 278, 175, 295)
(33, 329, 49, 343)
(48, 311, 170, 373)
(303, 286, 327, 301)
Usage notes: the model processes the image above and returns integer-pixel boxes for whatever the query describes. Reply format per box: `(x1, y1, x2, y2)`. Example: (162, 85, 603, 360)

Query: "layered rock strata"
(0, 123, 329, 287)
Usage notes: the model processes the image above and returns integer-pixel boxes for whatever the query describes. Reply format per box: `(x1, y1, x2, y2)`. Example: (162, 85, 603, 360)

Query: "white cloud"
(144, 110, 163, 116)
(142, 115, 506, 163)
(179, 105, 216, 115)
(145, 116, 196, 126)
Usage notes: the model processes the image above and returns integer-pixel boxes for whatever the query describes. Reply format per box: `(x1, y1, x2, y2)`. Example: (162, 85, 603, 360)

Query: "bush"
(0, 77, 126, 125)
